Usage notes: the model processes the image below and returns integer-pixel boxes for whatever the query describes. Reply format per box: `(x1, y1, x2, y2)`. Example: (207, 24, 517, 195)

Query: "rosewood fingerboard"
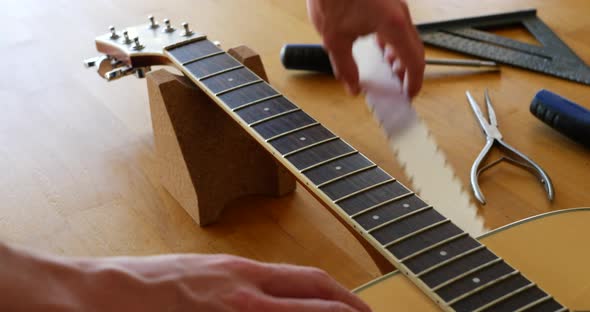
(165, 39, 567, 312)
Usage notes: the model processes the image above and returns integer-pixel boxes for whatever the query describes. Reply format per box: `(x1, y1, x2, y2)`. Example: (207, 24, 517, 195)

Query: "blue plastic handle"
(530, 89, 590, 147)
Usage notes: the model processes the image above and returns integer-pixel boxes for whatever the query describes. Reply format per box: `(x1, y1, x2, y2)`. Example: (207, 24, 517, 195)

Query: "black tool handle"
(530, 89, 590, 147)
(280, 44, 333, 74)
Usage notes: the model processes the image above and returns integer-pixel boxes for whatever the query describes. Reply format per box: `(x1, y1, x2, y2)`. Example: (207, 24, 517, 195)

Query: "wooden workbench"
(0, 0, 588, 290)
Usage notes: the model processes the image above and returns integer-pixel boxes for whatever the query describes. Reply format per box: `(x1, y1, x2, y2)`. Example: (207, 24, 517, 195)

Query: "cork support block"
(147, 45, 296, 226)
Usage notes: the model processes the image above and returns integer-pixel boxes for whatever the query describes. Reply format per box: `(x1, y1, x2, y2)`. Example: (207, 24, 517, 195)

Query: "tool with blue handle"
(530, 90, 590, 148)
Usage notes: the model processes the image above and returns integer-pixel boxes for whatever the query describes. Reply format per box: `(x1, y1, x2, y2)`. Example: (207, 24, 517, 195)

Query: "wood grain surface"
(0, 0, 588, 290)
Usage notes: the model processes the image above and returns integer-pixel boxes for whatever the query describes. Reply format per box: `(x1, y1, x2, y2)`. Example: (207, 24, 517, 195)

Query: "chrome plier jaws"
(465, 90, 554, 205)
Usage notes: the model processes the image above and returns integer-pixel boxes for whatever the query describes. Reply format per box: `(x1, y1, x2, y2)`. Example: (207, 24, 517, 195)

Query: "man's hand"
(307, 0, 425, 97)
(0, 244, 371, 311)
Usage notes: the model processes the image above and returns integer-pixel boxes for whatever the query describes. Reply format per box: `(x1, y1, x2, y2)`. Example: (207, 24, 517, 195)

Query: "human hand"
(1, 244, 371, 312)
(307, 0, 425, 97)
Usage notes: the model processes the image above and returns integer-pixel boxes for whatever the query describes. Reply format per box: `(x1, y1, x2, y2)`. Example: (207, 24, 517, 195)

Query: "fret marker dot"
(299, 137, 306, 141)
(372, 215, 380, 220)
(228, 78, 234, 82)
(263, 107, 270, 112)
(439, 250, 448, 257)
(472, 277, 481, 284)
(403, 203, 410, 208)
(335, 166, 342, 170)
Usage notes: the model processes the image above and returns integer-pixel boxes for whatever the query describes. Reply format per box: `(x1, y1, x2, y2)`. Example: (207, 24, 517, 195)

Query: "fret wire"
(248, 108, 301, 127)
(554, 307, 568, 312)
(232, 94, 282, 112)
(513, 295, 552, 312)
(367, 206, 433, 233)
(283, 137, 339, 157)
(431, 257, 503, 291)
(317, 164, 378, 188)
(182, 50, 225, 65)
(447, 270, 521, 305)
(215, 79, 264, 96)
(401, 232, 469, 263)
(383, 219, 450, 248)
(197, 65, 245, 81)
(416, 245, 486, 277)
(265, 123, 321, 142)
(350, 192, 415, 218)
(472, 283, 536, 312)
(299, 151, 359, 173)
(333, 178, 395, 203)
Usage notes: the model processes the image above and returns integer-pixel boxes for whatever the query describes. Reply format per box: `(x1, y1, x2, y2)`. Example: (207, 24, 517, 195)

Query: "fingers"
(323, 35, 361, 95)
(252, 264, 371, 312)
(377, 1, 425, 97)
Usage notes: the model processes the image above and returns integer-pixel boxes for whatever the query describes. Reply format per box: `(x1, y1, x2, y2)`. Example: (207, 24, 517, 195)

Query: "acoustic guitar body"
(356, 208, 590, 311)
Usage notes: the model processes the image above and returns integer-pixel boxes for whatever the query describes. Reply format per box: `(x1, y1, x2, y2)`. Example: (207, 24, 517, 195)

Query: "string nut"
(163, 19, 175, 33)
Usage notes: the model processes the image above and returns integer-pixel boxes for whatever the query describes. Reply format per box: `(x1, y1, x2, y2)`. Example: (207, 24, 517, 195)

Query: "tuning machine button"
(148, 15, 159, 29)
(163, 19, 175, 33)
(109, 26, 119, 39)
(182, 22, 193, 36)
(132, 37, 144, 50)
(122, 30, 132, 44)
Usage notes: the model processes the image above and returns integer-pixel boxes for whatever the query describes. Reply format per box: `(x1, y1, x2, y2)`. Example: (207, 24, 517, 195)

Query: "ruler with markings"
(418, 9, 590, 85)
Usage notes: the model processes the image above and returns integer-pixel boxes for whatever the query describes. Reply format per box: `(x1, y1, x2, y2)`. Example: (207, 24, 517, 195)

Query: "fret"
(283, 137, 340, 157)
(287, 139, 355, 170)
(419, 245, 498, 288)
(198, 65, 244, 81)
(300, 151, 359, 173)
(472, 283, 536, 312)
(432, 258, 504, 292)
(387, 221, 463, 260)
(270, 125, 336, 155)
(404, 235, 482, 274)
(384, 219, 450, 249)
(233, 94, 282, 112)
(200, 66, 260, 94)
(447, 271, 521, 305)
(184, 52, 241, 78)
(483, 287, 549, 312)
(236, 96, 297, 125)
(352, 193, 424, 228)
(448, 274, 549, 312)
(220, 83, 279, 109)
(167, 39, 221, 63)
(215, 80, 264, 96)
(529, 300, 566, 312)
(266, 122, 321, 142)
(373, 209, 446, 245)
(367, 206, 432, 233)
(303, 152, 372, 185)
(335, 178, 395, 203)
(320, 167, 390, 201)
(317, 164, 377, 188)
(252, 110, 316, 140)
(339, 181, 411, 217)
(554, 308, 569, 312)
(513, 296, 552, 312)
(248, 108, 301, 127)
(182, 51, 226, 65)
(416, 245, 486, 277)
(401, 232, 468, 263)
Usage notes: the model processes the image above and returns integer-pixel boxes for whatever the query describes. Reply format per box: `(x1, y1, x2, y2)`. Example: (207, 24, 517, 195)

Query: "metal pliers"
(465, 90, 554, 204)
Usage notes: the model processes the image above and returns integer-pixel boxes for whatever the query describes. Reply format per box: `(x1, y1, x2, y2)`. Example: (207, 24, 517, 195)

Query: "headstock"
(84, 16, 206, 81)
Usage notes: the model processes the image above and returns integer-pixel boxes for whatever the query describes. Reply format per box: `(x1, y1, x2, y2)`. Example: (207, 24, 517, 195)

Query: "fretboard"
(165, 39, 567, 312)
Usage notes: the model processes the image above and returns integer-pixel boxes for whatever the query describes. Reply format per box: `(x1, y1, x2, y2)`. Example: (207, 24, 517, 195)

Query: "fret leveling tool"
(283, 9, 590, 85)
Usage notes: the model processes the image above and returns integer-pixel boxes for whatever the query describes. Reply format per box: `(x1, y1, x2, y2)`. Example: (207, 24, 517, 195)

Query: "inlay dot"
(335, 166, 342, 170)
(263, 107, 270, 112)
(403, 203, 410, 208)
(228, 78, 234, 82)
(472, 277, 481, 284)
(439, 250, 448, 257)
(299, 137, 306, 141)
(372, 215, 380, 220)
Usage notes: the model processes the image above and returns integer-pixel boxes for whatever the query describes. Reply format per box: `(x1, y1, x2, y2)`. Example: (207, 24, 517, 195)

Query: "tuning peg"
(109, 26, 119, 39)
(104, 66, 151, 81)
(83, 55, 108, 68)
(122, 30, 132, 44)
(181, 22, 193, 36)
(133, 37, 144, 50)
(148, 15, 159, 29)
(163, 19, 175, 33)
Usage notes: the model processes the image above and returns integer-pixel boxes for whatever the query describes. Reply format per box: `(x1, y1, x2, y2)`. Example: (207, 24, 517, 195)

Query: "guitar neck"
(164, 38, 566, 312)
